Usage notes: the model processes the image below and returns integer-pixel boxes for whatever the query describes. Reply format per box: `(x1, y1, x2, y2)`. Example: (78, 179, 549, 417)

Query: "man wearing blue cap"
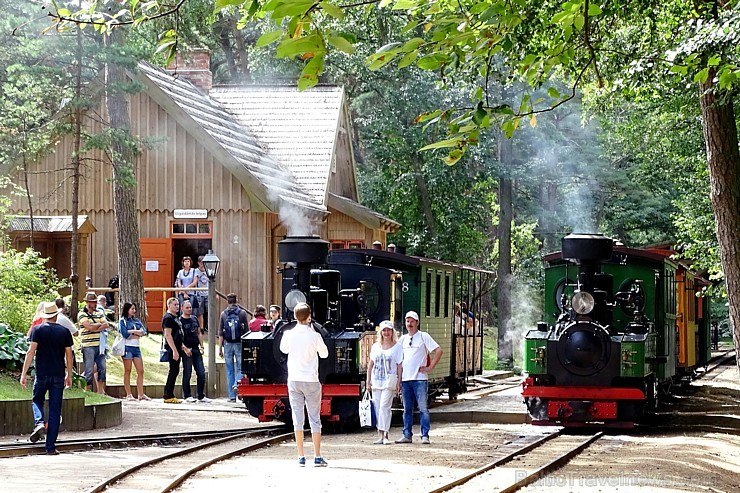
(395, 310, 442, 444)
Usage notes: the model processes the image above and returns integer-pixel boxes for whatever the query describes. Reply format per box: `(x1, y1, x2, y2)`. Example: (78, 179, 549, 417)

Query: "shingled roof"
(209, 85, 343, 205)
(136, 62, 325, 215)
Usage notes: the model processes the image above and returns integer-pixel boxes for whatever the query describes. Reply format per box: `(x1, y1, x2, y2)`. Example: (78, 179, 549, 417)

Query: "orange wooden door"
(141, 238, 172, 331)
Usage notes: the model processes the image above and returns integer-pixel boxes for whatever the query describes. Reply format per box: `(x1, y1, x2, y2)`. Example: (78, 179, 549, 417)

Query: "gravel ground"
(2, 364, 738, 492)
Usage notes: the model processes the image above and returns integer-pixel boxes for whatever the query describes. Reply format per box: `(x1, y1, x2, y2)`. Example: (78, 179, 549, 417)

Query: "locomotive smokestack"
(561, 234, 613, 262)
(561, 233, 613, 294)
(278, 236, 329, 295)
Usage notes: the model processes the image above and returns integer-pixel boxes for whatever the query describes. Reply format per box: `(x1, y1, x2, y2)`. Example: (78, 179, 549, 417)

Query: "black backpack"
(223, 309, 244, 342)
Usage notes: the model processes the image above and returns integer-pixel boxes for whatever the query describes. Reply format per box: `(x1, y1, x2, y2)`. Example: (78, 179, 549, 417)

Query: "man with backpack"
(219, 293, 249, 402)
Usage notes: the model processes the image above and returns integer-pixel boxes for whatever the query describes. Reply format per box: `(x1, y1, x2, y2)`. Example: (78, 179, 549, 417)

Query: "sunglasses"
(408, 334, 414, 347)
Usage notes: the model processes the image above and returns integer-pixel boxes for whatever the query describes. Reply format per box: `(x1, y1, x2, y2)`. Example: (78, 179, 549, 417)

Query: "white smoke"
(278, 201, 317, 237)
(503, 278, 544, 368)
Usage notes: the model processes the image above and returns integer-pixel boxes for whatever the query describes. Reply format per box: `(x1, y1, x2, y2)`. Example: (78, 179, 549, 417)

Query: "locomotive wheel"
(246, 397, 264, 420)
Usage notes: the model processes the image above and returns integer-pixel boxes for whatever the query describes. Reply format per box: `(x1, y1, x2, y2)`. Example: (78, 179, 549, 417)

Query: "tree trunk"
(216, 15, 238, 80)
(105, 28, 145, 324)
(698, 76, 740, 374)
(22, 154, 34, 250)
(497, 131, 513, 368)
(410, 151, 438, 246)
(70, 24, 83, 319)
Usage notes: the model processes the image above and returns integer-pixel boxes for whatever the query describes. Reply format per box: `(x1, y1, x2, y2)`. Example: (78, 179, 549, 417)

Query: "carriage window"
(435, 272, 441, 317)
(444, 274, 450, 318)
(425, 271, 432, 317)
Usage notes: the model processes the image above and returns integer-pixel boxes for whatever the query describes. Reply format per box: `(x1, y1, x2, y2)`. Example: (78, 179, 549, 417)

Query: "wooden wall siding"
(328, 103, 359, 200)
(130, 91, 252, 213)
(418, 267, 453, 381)
(12, 91, 252, 217)
(10, 116, 113, 214)
(327, 209, 373, 246)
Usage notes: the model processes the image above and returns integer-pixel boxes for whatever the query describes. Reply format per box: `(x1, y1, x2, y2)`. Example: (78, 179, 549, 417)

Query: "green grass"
(0, 372, 112, 404)
(483, 327, 498, 370)
(78, 332, 217, 385)
(96, 332, 169, 385)
(0, 331, 221, 402)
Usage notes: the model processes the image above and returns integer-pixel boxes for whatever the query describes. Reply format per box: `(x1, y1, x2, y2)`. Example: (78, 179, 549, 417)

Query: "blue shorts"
(123, 346, 142, 360)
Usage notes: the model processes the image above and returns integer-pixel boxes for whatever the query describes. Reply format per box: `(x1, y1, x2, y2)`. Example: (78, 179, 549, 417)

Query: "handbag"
(159, 331, 169, 362)
(111, 334, 126, 357)
(359, 390, 373, 428)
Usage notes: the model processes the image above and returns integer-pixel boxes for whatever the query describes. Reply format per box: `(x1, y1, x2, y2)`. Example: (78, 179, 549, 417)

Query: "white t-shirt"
(399, 331, 439, 381)
(369, 342, 403, 389)
(279, 323, 328, 383)
(56, 313, 78, 336)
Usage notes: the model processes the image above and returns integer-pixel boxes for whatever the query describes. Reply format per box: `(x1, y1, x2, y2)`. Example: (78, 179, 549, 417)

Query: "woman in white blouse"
(366, 320, 403, 444)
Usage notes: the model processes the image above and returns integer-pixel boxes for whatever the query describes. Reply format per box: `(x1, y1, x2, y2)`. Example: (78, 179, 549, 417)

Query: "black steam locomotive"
(237, 235, 489, 424)
(523, 234, 711, 427)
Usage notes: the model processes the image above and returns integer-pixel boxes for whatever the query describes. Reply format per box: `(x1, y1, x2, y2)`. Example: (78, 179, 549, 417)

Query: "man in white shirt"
(395, 311, 442, 445)
(279, 303, 329, 467)
(54, 298, 78, 336)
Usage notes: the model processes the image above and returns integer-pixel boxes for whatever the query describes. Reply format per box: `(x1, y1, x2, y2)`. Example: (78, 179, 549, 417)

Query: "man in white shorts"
(279, 303, 329, 466)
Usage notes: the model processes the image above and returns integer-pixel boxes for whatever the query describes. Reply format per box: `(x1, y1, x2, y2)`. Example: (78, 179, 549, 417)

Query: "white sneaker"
(382, 438, 392, 445)
(184, 397, 197, 403)
(373, 438, 383, 445)
(197, 397, 212, 403)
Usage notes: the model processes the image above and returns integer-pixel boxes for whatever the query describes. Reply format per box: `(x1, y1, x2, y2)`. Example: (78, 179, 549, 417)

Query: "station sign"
(173, 209, 208, 219)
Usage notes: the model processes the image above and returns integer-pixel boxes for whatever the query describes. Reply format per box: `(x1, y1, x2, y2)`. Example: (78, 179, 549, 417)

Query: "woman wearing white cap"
(366, 320, 403, 444)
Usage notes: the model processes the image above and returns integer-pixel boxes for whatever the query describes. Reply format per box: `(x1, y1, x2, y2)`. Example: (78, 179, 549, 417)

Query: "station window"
(171, 221, 212, 238)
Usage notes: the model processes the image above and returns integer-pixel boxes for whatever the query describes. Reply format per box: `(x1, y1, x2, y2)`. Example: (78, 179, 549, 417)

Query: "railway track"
(426, 429, 602, 493)
(0, 425, 284, 458)
(697, 349, 736, 381)
(86, 427, 293, 493)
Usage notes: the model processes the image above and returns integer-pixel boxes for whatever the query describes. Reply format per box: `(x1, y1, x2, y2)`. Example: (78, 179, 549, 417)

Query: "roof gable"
(136, 62, 325, 215)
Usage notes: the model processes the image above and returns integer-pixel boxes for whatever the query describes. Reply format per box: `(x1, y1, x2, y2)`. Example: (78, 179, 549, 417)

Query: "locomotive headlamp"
(572, 291, 595, 315)
(285, 288, 307, 311)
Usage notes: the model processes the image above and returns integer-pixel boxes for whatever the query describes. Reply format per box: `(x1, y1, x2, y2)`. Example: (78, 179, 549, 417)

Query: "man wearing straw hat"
(19, 302, 73, 455)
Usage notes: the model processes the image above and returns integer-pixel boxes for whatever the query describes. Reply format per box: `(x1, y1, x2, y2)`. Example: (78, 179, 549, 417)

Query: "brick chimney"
(167, 48, 213, 94)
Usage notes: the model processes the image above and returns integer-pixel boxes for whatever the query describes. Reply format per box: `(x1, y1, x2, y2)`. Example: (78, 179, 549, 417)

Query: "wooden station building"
(7, 49, 399, 321)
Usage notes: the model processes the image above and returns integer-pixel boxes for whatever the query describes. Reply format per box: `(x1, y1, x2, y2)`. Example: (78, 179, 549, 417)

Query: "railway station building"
(6, 49, 400, 321)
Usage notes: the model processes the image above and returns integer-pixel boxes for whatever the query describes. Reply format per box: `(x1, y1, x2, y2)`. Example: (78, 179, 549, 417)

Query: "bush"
(0, 323, 29, 370)
(0, 248, 67, 333)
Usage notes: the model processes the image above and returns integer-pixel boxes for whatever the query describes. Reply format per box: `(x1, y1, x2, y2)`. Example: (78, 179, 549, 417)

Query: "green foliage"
(0, 323, 29, 370)
(0, 248, 67, 334)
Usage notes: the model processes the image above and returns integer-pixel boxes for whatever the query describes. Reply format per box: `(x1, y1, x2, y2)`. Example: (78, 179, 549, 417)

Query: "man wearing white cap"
(19, 302, 73, 455)
(395, 310, 442, 444)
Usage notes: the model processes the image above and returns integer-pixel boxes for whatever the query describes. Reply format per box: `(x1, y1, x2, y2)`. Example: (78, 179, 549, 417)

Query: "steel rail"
(159, 432, 294, 493)
(85, 429, 291, 493)
(497, 432, 603, 493)
(426, 429, 564, 493)
(699, 350, 736, 380)
(0, 425, 282, 458)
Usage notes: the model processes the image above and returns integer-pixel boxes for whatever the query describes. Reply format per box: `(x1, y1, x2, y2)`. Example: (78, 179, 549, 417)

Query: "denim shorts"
(123, 346, 142, 360)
